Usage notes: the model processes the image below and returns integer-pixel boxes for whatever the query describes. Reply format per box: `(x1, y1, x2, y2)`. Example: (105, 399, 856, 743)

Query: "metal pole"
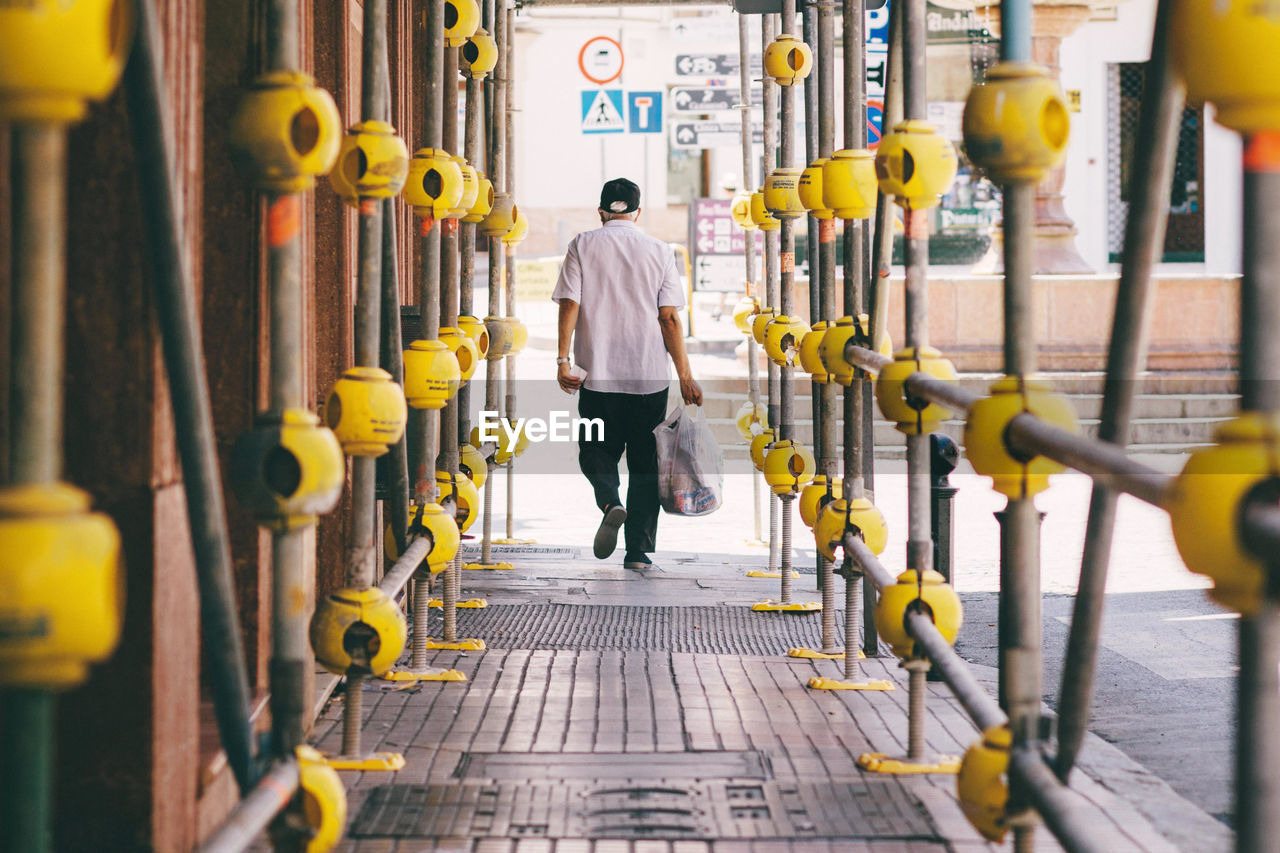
(762, 12, 781, 579)
(1234, 130, 1280, 853)
(197, 761, 301, 853)
(841, 0, 872, 671)
(440, 44, 462, 644)
(869, 2, 902, 356)
(738, 14, 764, 545)
(815, 0, 838, 653)
(503, 6, 518, 543)
(1054, 0, 1182, 782)
(121, 0, 257, 788)
(480, 0, 508, 568)
(412, 0, 447, 671)
(777, 0, 798, 605)
(382, 200, 411, 559)
(996, 3, 1041, 848)
(340, 0, 390, 760)
(2, 120, 67, 853)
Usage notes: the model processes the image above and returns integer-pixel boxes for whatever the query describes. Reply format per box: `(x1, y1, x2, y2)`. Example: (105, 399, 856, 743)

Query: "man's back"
(552, 219, 684, 394)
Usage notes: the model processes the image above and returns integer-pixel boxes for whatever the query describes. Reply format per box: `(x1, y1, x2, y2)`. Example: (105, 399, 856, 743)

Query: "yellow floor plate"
(423, 638, 486, 651)
(746, 570, 800, 578)
(426, 598, 488, 608)
(463, 562, 515, 571)
(787, 648, 866, 660)
(743, 539, 769, 548)
(857, 752, 960, 775)
(492, 538, 537, 545)
(752, 601, 822, 612)
(381, 668, 468, 682)
(806, 676, 894, 691)
(323, 751, 406, 772)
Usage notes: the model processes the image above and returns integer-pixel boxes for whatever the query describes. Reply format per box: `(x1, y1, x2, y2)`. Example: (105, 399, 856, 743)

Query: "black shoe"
(593, 504, 627, 559)
(623, 552, 653, 570)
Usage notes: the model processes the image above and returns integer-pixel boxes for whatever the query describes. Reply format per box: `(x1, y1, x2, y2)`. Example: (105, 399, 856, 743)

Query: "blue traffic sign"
(867, 100, 884, 149)
(581, 89, 625, 135)
(627, 91, 663, 134)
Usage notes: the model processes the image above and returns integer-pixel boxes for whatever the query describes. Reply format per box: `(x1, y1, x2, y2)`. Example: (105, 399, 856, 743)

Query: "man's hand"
(557, 361, 583, 393)
(679, 375, 703, 406)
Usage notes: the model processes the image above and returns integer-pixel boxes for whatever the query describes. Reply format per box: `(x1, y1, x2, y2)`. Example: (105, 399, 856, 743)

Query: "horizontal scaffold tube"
(378, 536, 434, 604)
(844, 343, 1174, 508)
(1009, 750, 1138, 853)
(196, 760, 300, 853)
(842, 534, 1006, 731)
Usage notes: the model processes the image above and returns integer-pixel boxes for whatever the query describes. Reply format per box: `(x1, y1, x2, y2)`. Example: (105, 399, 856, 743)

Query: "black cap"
(600, 178, 641, 214)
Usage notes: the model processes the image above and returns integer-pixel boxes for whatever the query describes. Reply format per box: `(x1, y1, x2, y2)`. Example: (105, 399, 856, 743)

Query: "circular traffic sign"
(867, 99, 884, 150)
(578, 35, 624, 86)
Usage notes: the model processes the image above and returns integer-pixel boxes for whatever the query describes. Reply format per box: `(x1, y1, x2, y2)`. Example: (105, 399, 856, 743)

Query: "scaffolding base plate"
(423, 638, 487, 651)
(856, 753, 960, 775)
(427, 598, 488, 608)
(806, 677, 894, 691)
(746, 570, 800, 578)
(752, 601, 822, 612)
(787, 648, 865, 660)
(463, 562, 515, 571)
(492, 538, 536, 545)
(381, 668, 468, 683)
(743, 538, 769, 548)
(323, 751, 406, 772)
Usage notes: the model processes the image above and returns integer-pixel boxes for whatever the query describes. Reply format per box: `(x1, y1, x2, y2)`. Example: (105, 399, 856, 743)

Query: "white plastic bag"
(654, 404, 723, 517)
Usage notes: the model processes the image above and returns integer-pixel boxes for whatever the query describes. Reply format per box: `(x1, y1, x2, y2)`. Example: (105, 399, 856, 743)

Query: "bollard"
(930, 433, 959, 585)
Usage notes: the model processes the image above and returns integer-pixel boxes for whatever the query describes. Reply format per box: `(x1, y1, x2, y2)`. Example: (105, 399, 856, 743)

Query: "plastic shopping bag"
(654, 404, 724, 517)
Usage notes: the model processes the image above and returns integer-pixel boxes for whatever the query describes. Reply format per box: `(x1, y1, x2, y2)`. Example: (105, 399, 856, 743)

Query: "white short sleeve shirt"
(551, 219, 685, 395)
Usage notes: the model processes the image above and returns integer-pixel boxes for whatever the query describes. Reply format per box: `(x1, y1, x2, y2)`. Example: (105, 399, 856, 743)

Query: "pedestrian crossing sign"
(581, 89, 625, 135)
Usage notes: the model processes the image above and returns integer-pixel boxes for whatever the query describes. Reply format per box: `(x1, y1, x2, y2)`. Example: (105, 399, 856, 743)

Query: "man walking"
(553, 178, 703, 569)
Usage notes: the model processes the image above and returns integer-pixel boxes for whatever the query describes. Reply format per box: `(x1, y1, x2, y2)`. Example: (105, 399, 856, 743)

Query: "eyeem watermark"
(477, 410, 604, 448)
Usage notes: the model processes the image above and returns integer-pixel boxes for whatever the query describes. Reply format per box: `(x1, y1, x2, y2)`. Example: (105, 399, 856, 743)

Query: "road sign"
(670, 17, 739, 44)
(578, 36, 623, 85)
(672, 121, 766, 150)
(691, 198, 763, 292)
(867, 0, 891, 44)
(628, 91, 663, 134)
(671, 86, 762, 114)
(866, 46, 888, 97)
(581, 90, 625, 134)
(867, 100, 884, 149)
(675, 53, 761, 78)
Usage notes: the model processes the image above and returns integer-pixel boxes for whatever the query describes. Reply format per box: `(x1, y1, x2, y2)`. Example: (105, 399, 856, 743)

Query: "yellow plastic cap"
(963, 375, 1078, 499)
(404, 148, 464, 220)
(763, 439, 816, 495)
(823, 149, 878, 220)
(875, 346, 959, 435)
(763, 315, 810, 367)
(749, 429, 776, 471)
(444, 0, 481, 47)
(453, 158, 480, 218)
(230, 409, 345, 531)
(963, 62, 1069, 184)
(751, 307, 778, 346)
(309, 586, 407, 676)
(875, 568, 963, 659)
(458, 443, 489, 489)
(0, 483, 122, 689)
(799, 321, 831, 383)
(799, 475, 841, 530)
(296, 745, 348, 852)
(1167, 414, 1280, 615)
(480, 192, 517, 237)
(229, 71, 343, 193)
(957, 726, 1012, 842)
(749, 189, 780, 231)
(735, 399, 768, 442)
(403, 339, 461, 409)
(457, 314, 491, 359)
(438, 327, 481, 383)
(814, 497, 887, 561)
(764, 33, 813, 86)
(874, 121, 958, 209)
(731, 192, 758, 229)
(461, 28, 499, 79)
(1170, 1, 1280, 133)
(329, 120, 410, 205)
(732, 296, 759, 335)
(464, 172, 495, 223)
(437, 471, 481, 533)
(484, 315, 514, 359)
(0, 0, 134, 123)
(763, 168, 807, 219)
(798, 159, 834, 219)
(323, 366, 408, 457)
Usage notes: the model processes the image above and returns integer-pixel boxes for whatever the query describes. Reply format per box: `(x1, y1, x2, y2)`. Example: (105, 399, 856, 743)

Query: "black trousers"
(577, 386, 669, 555)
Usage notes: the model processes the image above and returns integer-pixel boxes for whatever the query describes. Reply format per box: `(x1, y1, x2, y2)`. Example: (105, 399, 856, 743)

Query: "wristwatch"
(556, 357, 571, 365)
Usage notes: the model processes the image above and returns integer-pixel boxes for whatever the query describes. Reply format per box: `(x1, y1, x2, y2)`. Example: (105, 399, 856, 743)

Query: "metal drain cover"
(454, 751, 769, 781)
(426, 603, 840, 654)
(349, 778, 933, 840)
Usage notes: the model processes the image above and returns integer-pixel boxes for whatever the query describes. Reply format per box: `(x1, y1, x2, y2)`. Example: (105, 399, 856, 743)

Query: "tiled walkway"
(311, 552, 1191, 852)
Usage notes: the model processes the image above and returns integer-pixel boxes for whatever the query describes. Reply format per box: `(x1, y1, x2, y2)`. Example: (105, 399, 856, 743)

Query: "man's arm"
(557, 298, 582, 392)
(659, 305, 703, 405)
